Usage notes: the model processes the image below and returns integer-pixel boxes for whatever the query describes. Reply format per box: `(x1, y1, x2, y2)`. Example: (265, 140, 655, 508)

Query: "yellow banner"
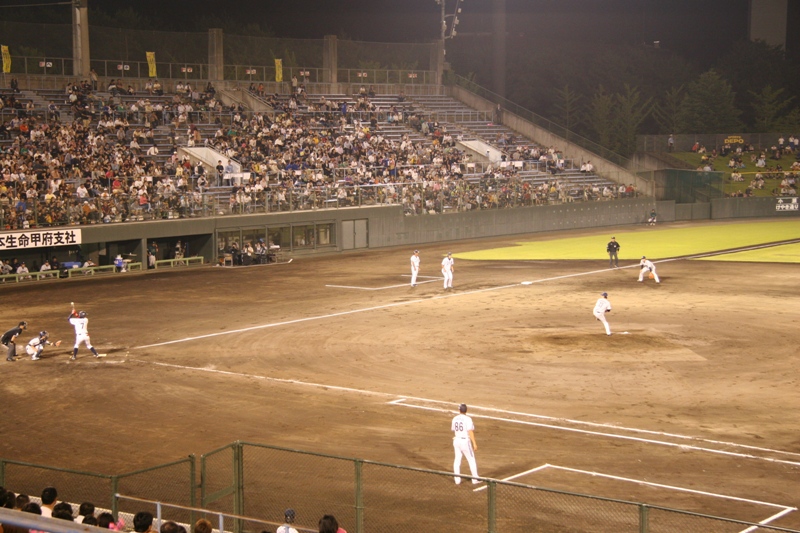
(146, 51, 157, 77)
(275, 59, 283, 82)
(1, 46, 10, 74)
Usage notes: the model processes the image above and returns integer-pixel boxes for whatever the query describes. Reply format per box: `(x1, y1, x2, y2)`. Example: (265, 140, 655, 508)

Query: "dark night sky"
(3, 0, 795, 62)
(79, 0, 751, 50)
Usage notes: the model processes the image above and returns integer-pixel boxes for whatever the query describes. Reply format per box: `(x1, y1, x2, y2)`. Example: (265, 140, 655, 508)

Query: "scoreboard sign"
(0, 229, 81, 250)
(776, 198, 799, 211)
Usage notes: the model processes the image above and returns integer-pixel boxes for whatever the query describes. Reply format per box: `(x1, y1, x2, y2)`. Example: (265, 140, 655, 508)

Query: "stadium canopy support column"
(208, 29, 224, 82)
(323, 35, 338, 91)
(72, 0, 91, 79)
(492, 0, 506, 99)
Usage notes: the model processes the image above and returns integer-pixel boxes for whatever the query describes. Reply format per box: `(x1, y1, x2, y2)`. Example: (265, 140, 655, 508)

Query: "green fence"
(196, 442, 800, 533)
(2, 445, 799, 532)
(0, 456, 196, 519)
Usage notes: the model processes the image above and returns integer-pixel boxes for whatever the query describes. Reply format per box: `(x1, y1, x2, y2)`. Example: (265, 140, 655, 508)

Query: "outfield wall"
(4, 197, 797, 269)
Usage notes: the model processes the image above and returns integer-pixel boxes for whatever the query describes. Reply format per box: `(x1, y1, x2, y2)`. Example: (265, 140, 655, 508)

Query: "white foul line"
(546, 464, 794, 510)
(473, 464, 550, 492)
(136, 263, 654, 350)
(128, 360, 800, 469)
(325, 278, 442, 290)
(390, 401, 800, 467)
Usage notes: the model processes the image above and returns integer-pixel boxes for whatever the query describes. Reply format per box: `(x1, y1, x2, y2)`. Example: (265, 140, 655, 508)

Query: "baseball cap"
(414, 249, 419, 253)
(459, 403, 467, 413)
(601, 292, 608, 297)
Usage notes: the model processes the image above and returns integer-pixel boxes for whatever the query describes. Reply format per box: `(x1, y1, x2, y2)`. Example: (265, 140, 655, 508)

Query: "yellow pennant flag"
(274, 59, 283, 82)
(1, 46, 11, 74)
(146, 51, 157, 77)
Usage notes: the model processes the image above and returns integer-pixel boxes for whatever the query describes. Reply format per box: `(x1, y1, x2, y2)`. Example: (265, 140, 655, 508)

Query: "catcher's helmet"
(39, 330, 48, 337)
(284, 508, 295, 522)
(78, 311, 87, 318)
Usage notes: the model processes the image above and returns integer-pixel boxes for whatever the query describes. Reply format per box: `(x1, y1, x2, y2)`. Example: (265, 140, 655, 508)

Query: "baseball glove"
(649, 272, 655, 279)
(54, 340, 62, 347)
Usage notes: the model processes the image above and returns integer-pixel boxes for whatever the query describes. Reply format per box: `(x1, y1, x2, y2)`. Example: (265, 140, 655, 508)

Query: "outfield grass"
(454, 220, 800, 263)
(671, 151, 799, 198)
(693, 242, 800, 262)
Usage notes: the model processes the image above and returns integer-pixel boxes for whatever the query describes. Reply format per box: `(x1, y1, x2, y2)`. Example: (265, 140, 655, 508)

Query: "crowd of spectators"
(0, 486, 346, 533)
(0, 78, 626, 231)
(692, 136, 800, 197)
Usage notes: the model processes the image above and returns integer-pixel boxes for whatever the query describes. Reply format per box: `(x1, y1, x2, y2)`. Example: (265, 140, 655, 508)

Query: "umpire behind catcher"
(606, 237, 620, 268)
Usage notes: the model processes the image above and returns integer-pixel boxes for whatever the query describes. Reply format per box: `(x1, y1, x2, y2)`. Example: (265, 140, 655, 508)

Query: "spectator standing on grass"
(277, 509, 298, 533)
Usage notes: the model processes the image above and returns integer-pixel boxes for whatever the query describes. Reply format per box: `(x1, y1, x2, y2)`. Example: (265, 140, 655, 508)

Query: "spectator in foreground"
(133, 511, 157, 533)
(77, 502, 95, 523)
(277, 509, 298, 533)
(318, 515, 346, 533)
(97, 512, 116, 529)
(193, 518, 213, 533)
(52, 502, 74, 521)
(39, 487, 57, 517)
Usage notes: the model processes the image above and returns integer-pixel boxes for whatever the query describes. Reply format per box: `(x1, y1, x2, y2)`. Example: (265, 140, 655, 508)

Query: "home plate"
(521, 281, 533, 285)
(96, 353, 107, 357)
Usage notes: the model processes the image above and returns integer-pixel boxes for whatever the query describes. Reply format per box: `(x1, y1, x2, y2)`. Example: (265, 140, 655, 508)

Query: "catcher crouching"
(26, 331, 62, 360)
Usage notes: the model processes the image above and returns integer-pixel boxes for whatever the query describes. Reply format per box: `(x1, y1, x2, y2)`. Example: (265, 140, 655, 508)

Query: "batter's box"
(476, 463, 795, 530)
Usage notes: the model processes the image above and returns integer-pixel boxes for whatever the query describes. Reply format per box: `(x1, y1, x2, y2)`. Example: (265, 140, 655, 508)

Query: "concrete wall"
(711, 197, 800, 219)
(675, 203, 711, 221)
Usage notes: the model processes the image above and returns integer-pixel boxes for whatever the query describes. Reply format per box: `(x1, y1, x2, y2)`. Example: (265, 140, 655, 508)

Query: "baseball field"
(2, 217, 800, 532)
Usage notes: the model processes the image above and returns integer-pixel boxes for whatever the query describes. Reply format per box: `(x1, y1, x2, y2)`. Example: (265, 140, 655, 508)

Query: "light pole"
(435, 0, 464, 60)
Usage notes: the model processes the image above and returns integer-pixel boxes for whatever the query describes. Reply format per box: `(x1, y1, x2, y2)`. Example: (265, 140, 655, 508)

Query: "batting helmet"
(459, 403, 467, 413)
(78, 311, 87, 318)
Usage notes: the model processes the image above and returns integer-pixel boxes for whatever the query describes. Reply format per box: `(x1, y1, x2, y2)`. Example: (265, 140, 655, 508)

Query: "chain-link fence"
(193, 442, 800, 533)
(0, 456, 194, 517)
(651, 168, 725, 203)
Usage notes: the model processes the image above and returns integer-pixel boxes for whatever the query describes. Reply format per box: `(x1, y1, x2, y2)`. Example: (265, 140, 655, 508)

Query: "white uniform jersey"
(441, 256, 454, 272)
(593, 298, 612, 314)
(451, 413, 474, 438)
(410, 254, 420, 271)
(640, 259, 655, 271)
(70, 317, 89, 335)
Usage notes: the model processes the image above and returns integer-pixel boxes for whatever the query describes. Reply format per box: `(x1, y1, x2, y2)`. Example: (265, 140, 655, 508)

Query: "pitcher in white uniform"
(593, 292, 612, 336)
(451, 403, 479, 484)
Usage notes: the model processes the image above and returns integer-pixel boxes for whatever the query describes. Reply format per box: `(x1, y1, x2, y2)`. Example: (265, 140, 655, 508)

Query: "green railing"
(154, 256, 204, 269)
(2, 445, 798, 533)
(0, 456, 195, 519)
(196, 441, 800, 533)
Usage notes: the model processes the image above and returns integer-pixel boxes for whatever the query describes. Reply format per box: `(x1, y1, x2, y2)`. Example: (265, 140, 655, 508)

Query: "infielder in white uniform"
(26, 331, 61, 360)
(410, 249, 420, 287)
(452, 403, 479, 484)
(68, 304, 101, 360)
(638, 256, 660, 283)
(593, 292, 612, 336)
(441, 252, 454, 290)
